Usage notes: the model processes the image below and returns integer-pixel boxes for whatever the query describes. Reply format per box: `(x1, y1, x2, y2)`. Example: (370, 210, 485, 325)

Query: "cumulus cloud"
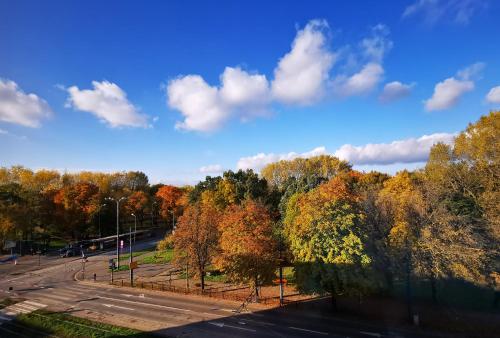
(67, 81, 148, 128)
(333, 63, 384, 96)
(424, 63, 483, 111)
(486, 86, 500, 104)
(402, 0, 486, 25)
(168, 20, 394, 132)
(332, 25, 391, 97)
(237, 133, 456, 171)
(167, 67, 270, 132)
(199, 164, 224, 174)
(237, 147, 327, 171)
(0, 79, 52, 127)
(168, 75, 227, 132)
(334, 133, 456, 165)
(379, 81, 414, 103)
(271, 20, 335, 105)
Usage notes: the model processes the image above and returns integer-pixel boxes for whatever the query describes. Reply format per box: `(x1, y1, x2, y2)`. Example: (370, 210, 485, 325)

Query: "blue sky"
(1, 0, 499, 184)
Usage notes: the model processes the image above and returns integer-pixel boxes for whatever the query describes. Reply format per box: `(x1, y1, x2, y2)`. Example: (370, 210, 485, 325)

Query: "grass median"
(12, 309, 159, 337)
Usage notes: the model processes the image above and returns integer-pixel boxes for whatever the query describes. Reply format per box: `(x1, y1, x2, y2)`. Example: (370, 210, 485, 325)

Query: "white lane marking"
(239, 317, 275, 326)
(97, 296, 192, 312)
(103, 303, 134, 311)
(208, 321, 257, 332)
(202, 312, 225, 318)
(360, 332, 382, 337)
(120, 294, 134, 297)
(289, 326, 328, 335)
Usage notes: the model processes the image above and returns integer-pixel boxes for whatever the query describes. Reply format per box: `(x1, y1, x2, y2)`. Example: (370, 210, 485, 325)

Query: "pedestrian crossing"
(0, 300, 47, 324)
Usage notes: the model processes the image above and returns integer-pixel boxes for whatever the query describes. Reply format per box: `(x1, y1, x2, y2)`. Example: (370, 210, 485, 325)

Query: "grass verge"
(12, 309, 158, 337)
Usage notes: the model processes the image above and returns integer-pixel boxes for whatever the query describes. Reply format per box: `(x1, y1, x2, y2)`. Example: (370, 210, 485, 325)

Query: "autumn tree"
(156, 185, 186, 227)
(173, 199, 220, 290)
(124, 191, 150, 227)
(284, 174, 373, 306)
(261, 155, 351, 190)
(53, 182, 100, 239)
(216, 200, 277, 298)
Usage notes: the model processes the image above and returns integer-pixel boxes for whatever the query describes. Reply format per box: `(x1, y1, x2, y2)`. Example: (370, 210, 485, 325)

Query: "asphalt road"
(0, 241, 450, 338)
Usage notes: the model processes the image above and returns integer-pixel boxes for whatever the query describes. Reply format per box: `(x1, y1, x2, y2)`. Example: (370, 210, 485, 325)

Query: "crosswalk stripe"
(24, 300, 47, 308)
(14, 303, 38, 311)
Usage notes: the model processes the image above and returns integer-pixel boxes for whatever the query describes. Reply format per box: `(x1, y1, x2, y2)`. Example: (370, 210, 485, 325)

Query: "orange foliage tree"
(156, 185, 185, 227)
(53, 182, 99, 239)
(216, 200, 277, 298)
(173, 200, 220, 290)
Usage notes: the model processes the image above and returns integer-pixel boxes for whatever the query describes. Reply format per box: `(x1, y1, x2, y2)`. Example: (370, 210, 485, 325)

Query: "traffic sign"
(129, 261, 138, 270)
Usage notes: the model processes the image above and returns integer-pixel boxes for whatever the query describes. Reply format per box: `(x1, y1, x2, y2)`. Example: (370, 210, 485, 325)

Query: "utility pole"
(105, 197, 127, 272)
(130, 214, 136, 286)
(98, 203, 106, 239)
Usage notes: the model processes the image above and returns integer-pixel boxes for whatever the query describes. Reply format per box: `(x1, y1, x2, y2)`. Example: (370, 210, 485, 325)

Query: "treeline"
(167, 111, 499, 305)
(0, 169, 188, 246)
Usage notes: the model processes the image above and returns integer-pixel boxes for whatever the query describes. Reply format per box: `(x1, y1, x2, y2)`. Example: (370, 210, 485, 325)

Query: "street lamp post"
(98, 203, 106, 239)
(105, 196, 127, 272)
(130, 213, 136, 287)
(169, 210, 175, 233)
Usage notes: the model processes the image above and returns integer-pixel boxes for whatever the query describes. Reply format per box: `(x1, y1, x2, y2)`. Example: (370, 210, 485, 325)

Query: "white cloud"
(333, 62, 384, 97)
(402, 0, 485, 25)
(332, 25, 391, 97)
(425, 78, 473, 111)
(360, 24, 393, 63)
(199, 164, 224, 174)
(334, 133, 456, 165)
(67, 81, 148, 128)
(486, 86, 500, 104)
(0, 79, 52, 127)
(220, 67, 270, 107)
(271, 19, 335, 105)
(379, 81, 414, 103)
(167, 67, 270, 132)
(237, 147, 327, 171)
(237, 133, 456, 171)
(167, 20, 394, 132)
(168, 75, 226, 132)
(424, 63, 483, 111)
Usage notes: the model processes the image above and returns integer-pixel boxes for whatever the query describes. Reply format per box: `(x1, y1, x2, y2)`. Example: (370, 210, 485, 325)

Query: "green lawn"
(13, 310, 158, 337)
(140, 249, 174, 264)
(109, 248, 173, 271)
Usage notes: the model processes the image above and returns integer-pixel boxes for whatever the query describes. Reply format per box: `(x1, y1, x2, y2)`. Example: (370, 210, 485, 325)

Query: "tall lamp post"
(98, 203, 106, 239)
(130, 213, 136, 286)
(105, 196, 127, 271)
(169, 210, 176, 233)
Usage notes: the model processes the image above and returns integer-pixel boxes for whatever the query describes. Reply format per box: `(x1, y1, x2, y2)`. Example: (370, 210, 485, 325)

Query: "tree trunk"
(430, 274, 437, 303)
(254, 276, 259, 303)
(200, 267, 205, 291)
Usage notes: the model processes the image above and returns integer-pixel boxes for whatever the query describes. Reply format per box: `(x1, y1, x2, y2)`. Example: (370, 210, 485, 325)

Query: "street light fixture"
(105, 196, 127, 271)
